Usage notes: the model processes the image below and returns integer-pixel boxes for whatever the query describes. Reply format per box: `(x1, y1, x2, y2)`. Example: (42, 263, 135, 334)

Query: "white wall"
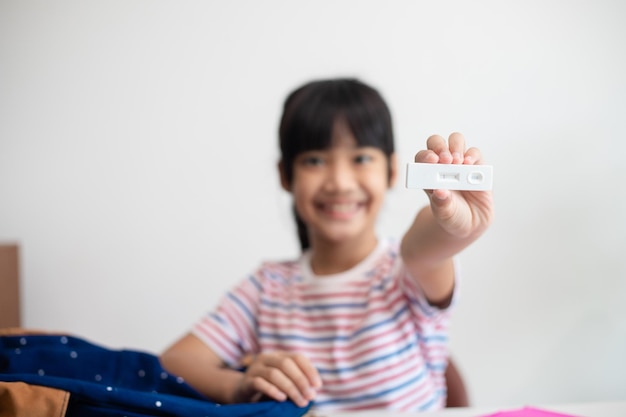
(1, 0, 625, 408)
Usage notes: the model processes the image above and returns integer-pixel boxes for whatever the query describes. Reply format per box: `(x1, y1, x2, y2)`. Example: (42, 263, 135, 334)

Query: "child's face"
(282, 119, 397, 249)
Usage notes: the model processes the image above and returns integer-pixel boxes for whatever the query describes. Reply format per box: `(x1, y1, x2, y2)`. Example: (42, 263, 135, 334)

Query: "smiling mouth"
(317, 202, 363, 218)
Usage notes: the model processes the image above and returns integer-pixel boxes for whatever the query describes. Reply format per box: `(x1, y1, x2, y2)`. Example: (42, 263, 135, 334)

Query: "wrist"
(226, 368, 247, 404)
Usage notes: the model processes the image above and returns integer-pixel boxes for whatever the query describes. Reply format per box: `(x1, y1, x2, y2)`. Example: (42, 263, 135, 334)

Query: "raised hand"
(413, 132, 494, 238)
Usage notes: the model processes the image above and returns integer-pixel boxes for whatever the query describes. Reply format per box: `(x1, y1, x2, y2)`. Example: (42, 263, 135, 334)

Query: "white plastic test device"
(405, 163, 493, 191)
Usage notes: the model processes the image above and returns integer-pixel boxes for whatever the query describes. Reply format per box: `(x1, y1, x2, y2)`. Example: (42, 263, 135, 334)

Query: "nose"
(323, 160, 356, 193)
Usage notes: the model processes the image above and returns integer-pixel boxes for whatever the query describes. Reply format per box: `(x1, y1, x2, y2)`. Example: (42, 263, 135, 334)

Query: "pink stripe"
(259, 326, 446, 373)
(265, 277, 399, 302)
(195, 321, 239, 362)
(321, 348, 424, 387)
(233, 289, 256, 310)
(337, 376, 432, 412)
(324, 358, 425, 396)
(258, 292, 406, 323)
(319, 333, 418, 366)
(397, 382, 439, 412)
(215, 304, 250, 345)
(264, 289, 369, 302)
(260, 314, 416, 359)
(215, 304, 244, 334)
(315, 325, 417, 367)
(230, 285, 258, 317)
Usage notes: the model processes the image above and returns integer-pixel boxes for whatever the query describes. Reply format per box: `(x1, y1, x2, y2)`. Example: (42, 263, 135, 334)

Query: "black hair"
(278, 78, 395, 251)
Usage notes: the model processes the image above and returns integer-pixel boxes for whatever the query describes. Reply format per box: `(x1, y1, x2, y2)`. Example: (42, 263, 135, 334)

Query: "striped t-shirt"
(192, 239, 456, 412)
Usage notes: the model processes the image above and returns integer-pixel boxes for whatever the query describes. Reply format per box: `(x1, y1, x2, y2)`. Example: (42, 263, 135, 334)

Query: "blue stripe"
(426, 362, 447, 372)
(370, 274, 393, 291)
(209, 312, 226, 325)
(314, 368, 427, 406)
(248, 275, 262, 291)
(407, 294, 438, 317)
(317, 341, 414, 375)
(227, 292, 255, 324)
(258, 305, 410, 343)
(260, 298, 368, 311)
(269, 270, 299, 285)
(419, 334, 448, 343)
(417, 389, 444, 411)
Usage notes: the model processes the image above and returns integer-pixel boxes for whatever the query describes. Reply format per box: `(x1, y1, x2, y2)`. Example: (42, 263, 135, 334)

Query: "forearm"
(402, 205, 485, 266)
(400, 206, 483, 303)
(163, 355, 242, 403)
(159, 333, 243, 404)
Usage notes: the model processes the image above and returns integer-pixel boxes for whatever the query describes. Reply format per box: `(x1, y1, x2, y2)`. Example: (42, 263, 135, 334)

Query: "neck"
(308, 234, 378, 276)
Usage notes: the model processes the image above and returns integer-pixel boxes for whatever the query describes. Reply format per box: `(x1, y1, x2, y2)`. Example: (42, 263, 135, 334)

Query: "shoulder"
(382, 237, 401, 261)
(371, 238, 404, 276)
(226, 258, 303, 304)
(252, 257, 304, 287)
(346, 238, 405, 292)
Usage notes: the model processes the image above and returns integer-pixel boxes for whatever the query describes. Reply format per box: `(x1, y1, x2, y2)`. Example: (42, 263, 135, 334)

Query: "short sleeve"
(396, 256, 460, 392)
(397, 257, 461, 324)
(192, 274, 262, 367)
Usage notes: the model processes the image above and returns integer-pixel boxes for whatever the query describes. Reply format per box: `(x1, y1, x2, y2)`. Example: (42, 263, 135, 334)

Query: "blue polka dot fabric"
(0, 334, 311, 417)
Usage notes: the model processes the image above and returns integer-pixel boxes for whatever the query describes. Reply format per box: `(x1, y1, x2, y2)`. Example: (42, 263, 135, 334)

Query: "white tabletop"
(319, 401, 626, 417)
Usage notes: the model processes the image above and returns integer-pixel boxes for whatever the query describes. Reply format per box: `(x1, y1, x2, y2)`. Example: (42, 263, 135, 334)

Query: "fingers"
(244, 352, 321, 408)
(267, 354, 318, 406)
(417, 133, 482, 166)
(292, 353, 323, 389)
(464, 147, 483, 165)
(424, 134, 452, 163)
(247, 375, 288, 402)
(447, 132, 467, 164)
(415, 133, 485, 203)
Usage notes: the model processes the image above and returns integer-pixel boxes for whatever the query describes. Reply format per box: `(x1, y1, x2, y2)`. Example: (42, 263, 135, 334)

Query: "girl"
(160, 78, 494, 412)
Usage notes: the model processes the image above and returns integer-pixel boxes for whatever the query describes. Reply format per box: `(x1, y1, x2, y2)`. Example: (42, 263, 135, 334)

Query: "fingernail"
(452, 152, 462, 162)
(432, 190, 449, 201)
(305, 388, 317, 400)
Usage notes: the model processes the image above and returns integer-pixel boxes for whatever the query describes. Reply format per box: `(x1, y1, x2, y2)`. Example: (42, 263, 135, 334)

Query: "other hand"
(234, 351, 322, 408)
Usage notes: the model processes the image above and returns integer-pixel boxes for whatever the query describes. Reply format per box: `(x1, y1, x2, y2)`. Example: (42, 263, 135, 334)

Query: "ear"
(278, 160, 291, 192)
(388, 153, 398, 188)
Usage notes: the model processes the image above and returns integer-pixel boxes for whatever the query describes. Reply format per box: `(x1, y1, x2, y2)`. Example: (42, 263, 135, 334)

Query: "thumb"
(429, 189, 451, 206)
(428, 189, 459, 227)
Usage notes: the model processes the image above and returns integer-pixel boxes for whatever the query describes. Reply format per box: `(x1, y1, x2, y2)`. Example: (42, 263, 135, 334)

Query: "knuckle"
(291, 353, 306, 363)
(251, 376, 265, 389)
(267, 367, 282, 380)
(278, 356, 294, 368)
(293, 375, 309, 389)
(286, 387, 304, 402)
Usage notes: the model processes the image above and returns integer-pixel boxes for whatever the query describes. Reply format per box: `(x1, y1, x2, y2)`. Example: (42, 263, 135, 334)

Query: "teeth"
(327, 203, 356, 213)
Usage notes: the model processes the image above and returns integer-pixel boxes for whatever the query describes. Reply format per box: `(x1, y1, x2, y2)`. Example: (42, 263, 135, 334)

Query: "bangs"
(279, 79, 394, 180)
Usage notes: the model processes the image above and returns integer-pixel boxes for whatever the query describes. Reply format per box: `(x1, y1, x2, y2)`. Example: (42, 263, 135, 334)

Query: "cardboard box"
(0, 244, 20, 328)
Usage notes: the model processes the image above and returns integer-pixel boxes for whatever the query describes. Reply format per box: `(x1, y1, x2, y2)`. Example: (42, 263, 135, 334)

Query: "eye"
(354, 153, 374, 164)
(299, 154, 325, 167)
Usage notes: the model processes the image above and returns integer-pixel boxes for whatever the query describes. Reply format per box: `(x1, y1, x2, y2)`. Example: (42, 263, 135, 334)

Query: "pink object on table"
(479, 406, 581, 417)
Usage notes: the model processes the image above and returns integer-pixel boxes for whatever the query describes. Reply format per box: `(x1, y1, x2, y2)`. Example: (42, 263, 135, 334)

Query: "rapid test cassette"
(405, 163, 493, 191)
